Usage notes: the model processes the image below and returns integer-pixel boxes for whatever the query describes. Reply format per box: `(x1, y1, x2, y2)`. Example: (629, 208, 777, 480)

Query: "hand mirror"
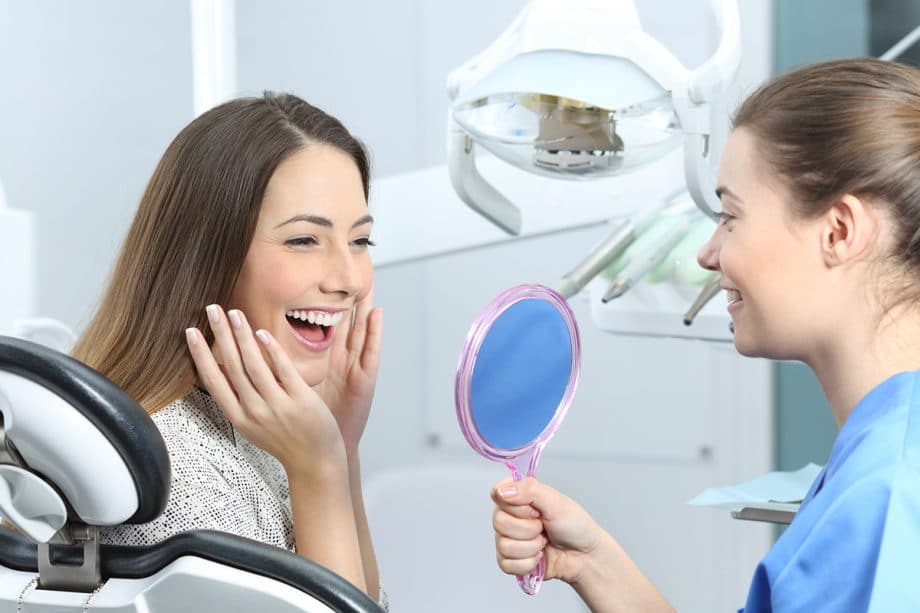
(454, 284, 581, 595)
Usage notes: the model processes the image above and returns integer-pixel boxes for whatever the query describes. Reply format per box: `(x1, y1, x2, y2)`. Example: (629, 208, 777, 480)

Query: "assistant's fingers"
(492, 507, 544, 541)
(185, 327, 245, 424)
(495, 533, 548, 561)
(492, 477, 563, 520)
(497, 552, 544, 577)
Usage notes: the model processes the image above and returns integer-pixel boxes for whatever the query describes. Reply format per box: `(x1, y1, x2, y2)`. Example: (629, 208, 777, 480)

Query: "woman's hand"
(492, 477, 607, 585)
(314, 289, 383, 460)
(186, 304, 347, 477)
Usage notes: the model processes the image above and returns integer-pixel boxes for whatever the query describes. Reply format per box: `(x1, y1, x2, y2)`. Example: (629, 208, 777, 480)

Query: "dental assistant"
(490, 58, 920, 612)
(71, 92, 388, 609)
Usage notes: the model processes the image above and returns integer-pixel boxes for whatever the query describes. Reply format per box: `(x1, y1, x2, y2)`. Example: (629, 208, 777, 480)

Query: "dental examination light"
(446, 0, 741, 239)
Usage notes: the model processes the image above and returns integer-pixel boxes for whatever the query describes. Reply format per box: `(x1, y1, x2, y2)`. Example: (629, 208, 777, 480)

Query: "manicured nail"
(228, 310, 242, 329)
(498, 485, 517, 498)
(185, 328, 198, 345)
(206, 304, 220, 323)
(255, 329, 271, 346)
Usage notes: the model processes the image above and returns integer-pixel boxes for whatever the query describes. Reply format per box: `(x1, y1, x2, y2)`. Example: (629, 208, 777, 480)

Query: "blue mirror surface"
(470, 298, 572, 449)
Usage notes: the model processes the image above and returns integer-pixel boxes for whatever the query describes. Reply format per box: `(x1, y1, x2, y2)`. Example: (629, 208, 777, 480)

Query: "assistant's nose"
(697, 227, 721, 272)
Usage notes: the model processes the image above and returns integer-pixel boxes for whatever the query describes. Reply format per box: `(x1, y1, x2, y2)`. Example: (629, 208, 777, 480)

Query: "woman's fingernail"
(498, 485, 517, 498)
(256, 329, 271, 346)
(530, 508, 541, 518)
(228, 310, 242, 329)
(185, 328, 198, 345)
(206, 304, 220, 324)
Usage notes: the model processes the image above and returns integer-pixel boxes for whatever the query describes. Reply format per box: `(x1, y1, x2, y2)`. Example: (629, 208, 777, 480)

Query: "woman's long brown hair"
(71, 92, 370, 413)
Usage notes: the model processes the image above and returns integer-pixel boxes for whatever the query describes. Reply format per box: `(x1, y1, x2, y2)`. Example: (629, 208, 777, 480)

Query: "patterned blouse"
(101, 387, 388, 610)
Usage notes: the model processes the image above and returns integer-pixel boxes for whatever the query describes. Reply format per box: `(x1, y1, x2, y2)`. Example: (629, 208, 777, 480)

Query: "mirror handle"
(506, 446, 546, 595)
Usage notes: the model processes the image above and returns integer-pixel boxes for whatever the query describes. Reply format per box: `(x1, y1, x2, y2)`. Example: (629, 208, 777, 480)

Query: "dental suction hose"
(682, 272, 722, 325)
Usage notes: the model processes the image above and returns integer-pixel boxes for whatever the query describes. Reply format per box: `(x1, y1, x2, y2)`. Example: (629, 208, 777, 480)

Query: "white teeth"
(285, 309, 346, 327)
(726, 289, 742, 305)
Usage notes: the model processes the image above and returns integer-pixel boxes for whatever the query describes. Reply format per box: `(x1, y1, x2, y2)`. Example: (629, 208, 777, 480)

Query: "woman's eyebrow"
(351, 214, 374, 228)
(274, 213, 374, 229)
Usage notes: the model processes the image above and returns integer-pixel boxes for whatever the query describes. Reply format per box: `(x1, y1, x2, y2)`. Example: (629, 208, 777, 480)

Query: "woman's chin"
(290, 357, 328, 387)
(298, 367, 327, 388)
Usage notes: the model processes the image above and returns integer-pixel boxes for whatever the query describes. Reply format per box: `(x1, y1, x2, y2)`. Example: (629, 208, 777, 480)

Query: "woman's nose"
(321, 247, 363, 297)
(697, 231, 721, 272)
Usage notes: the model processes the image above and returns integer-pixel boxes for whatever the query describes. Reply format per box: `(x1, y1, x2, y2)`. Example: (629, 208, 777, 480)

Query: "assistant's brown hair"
(72, 92, 370, 413)
(733, 58, 920, 273)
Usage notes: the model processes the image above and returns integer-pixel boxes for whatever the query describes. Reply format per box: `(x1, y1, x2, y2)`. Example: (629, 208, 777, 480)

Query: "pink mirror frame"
(454, 283, 581, 594)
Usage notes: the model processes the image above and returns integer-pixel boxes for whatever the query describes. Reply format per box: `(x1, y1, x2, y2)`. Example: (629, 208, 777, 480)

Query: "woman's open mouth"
(285, 309, 346, 351)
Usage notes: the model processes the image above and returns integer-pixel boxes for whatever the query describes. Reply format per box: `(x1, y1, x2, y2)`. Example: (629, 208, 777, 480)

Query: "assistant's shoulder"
(766, 471, 896, 611)
(865, 462, 920, 610)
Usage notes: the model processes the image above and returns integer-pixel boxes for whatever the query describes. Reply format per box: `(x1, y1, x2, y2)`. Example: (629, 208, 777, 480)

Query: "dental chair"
(0, 335, 382, 612)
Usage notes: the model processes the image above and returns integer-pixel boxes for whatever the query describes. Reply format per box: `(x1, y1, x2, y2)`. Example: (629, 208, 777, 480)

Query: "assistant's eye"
(715, 212, 735, 226)
(352, 237, 377, 248)
(285, 236, 319, 247)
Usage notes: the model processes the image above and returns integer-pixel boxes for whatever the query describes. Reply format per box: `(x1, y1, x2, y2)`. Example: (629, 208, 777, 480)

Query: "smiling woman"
(70, 92, 387, 609)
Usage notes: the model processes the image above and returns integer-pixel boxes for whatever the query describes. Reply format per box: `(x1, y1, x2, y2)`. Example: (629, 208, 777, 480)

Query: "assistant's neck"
(807, 305, 920, 428)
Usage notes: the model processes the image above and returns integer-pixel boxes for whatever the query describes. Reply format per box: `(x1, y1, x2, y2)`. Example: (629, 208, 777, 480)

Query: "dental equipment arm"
(601, 215, 695, 303)
(683, 272, 721, 325)
(447, 118, 521, 235)
(557, 219, 635, 299)
(558, 192, 692, 299)
(677, 0, 741, 221)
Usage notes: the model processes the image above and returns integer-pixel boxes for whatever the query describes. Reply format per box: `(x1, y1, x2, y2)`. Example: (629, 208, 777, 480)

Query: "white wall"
(0, 0, 194, 331)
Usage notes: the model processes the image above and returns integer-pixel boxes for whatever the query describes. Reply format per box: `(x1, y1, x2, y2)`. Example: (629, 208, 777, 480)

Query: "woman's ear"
(819, 194, 878, 268)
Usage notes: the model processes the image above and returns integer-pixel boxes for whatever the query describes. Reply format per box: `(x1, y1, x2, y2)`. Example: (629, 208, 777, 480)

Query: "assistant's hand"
(314, 288, 382, 459)
(492, 477, 608, 586)
(186, 305, 347, 477)
(494, 478, 676, 612)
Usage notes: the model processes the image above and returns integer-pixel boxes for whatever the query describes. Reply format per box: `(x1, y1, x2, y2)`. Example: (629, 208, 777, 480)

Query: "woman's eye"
(716, 212, 735, 226)
(285, 236, 318, 247)
(353, 237, 377, 248)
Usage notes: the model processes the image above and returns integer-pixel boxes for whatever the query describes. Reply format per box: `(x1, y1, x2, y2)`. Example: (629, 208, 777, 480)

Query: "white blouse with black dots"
(100, 387, 388, 611)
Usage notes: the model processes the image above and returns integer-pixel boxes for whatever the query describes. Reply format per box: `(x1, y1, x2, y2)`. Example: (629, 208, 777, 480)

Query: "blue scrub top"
(741, 370, 920, 612)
